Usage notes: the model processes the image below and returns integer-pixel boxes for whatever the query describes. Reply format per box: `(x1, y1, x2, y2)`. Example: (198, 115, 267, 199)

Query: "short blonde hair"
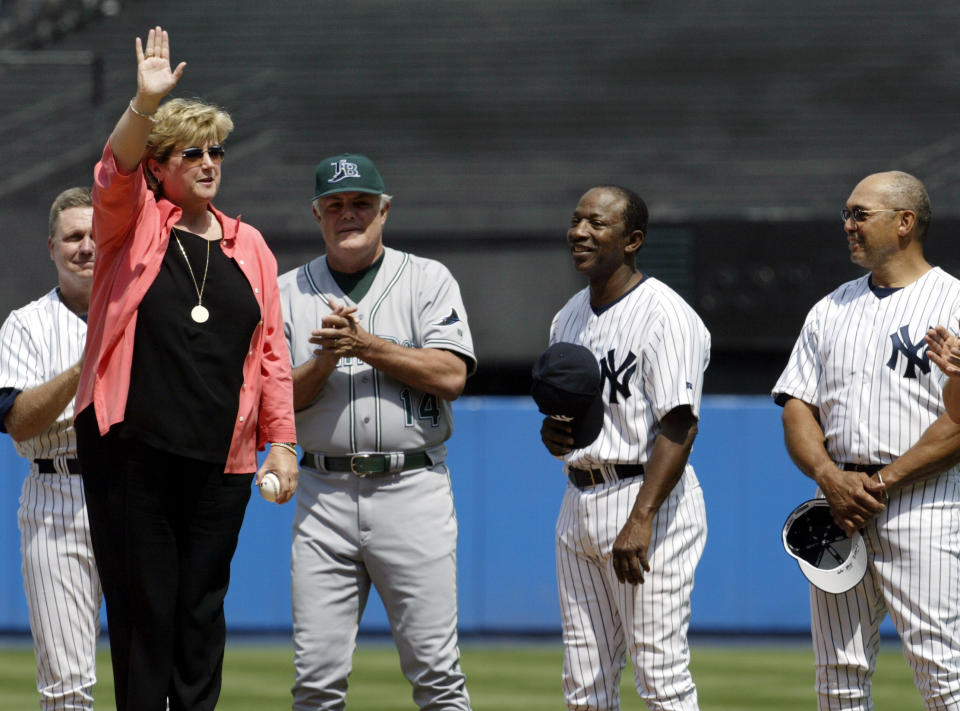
(48, 186, 92, 237)
(143, 98, 234, 195)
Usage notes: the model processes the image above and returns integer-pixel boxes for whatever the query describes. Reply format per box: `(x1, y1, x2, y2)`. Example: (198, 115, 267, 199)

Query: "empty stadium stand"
(2, 1, 959, 393)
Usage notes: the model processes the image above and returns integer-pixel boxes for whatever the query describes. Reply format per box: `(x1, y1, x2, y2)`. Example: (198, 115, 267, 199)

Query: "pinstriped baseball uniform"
(773, 267, 960, 711)
(550, 276, 709, 711)
(0, 288, 102, 710)
(279, 245, 475, 711)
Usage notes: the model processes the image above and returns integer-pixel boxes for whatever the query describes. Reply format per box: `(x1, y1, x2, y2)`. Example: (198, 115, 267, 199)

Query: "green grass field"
(0, 639, 924, 709)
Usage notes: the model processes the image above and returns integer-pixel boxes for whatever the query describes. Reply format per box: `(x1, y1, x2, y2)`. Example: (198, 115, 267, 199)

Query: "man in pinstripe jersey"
(539, 185, 710, 711)
(279, 154, 475, 710)
(774, 171, 960, 710)
(0, 187, 102, 709)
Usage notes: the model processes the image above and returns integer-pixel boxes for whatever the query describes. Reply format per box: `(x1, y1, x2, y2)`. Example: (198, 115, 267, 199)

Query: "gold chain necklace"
(172, 228, 211, 323)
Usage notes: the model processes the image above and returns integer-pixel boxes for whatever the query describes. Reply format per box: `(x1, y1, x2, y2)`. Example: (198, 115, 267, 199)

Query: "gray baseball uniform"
(773, 267, 960, 710)
(279, 246, 475, 711)
(0, 288, 102, 710)
(549, 276, 710, 711)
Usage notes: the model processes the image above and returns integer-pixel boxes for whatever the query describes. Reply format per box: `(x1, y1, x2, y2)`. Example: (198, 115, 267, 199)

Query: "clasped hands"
(818, 468, 887, 537)
(308, 300, 372, 360)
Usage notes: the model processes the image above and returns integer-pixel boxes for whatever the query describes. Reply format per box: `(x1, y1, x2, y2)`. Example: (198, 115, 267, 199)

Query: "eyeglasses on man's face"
(841, 206, 905, 223)
(178, 145, 225, 163)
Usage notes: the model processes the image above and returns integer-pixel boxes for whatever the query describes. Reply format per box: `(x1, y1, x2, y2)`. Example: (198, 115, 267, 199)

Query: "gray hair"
(312, 192, 392, 214)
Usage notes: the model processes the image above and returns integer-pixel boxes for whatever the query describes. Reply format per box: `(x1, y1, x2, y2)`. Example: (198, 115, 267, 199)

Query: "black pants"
(76, 408, 253, 711)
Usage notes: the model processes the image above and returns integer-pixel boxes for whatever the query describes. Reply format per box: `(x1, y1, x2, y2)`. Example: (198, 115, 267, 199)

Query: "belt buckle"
(349, 453, 376, 476)
(588, 469, 602, 487)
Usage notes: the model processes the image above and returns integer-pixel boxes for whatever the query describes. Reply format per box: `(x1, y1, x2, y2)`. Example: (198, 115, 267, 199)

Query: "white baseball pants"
(19, 468, 102, 710)
(556, 470, 706, 711)
(811, 471, 960, 711)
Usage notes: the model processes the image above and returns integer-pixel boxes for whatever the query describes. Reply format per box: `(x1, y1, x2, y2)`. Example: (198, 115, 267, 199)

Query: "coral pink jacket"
(76, 143, 296, 472)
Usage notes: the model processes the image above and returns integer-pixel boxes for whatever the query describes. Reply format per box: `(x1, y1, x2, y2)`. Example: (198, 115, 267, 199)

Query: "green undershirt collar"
(328, 252, 385, 303)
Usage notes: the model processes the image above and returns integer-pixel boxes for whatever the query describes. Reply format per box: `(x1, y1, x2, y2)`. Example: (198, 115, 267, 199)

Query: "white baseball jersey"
(549, 276, 709, 711)
(550, 276, 710, 471)
(0, 288, 102, 710)
(279, 246, 476, 454)
(0, 289, 85, 461)
(774, 267, 960, 464)
(773, 266, 960, 710)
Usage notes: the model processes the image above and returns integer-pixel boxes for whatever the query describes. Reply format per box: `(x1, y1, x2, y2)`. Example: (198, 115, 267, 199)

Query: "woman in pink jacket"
(74, 26, 297, 711)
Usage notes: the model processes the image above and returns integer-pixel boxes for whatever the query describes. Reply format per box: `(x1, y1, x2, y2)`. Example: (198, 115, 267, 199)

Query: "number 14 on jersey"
(399, 389, 440, 427)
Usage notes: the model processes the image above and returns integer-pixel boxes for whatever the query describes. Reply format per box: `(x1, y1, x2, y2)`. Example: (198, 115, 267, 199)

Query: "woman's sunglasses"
(179, 145, 225, 163)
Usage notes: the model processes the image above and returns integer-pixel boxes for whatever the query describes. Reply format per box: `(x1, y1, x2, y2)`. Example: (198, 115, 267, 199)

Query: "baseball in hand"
(259, 472, 280, 502)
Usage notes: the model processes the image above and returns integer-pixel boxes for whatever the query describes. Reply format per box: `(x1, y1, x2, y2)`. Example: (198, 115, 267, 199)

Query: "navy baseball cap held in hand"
(313, 153, 385, 200)
(531, 342, 604, 449)
(782, 499, 868, 594)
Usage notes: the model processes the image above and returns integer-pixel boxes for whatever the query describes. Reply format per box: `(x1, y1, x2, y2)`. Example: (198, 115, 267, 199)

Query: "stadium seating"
(2, 1, 959, 391)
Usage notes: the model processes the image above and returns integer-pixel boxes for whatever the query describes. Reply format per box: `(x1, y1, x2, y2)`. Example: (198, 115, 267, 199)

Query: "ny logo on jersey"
(886, 325, 930, 379)
(328, 159, 361, 183)
(600, 349, 637, 404)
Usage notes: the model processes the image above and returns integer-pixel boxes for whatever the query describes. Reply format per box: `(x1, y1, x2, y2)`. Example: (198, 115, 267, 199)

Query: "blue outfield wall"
(0, 396, 897, 636)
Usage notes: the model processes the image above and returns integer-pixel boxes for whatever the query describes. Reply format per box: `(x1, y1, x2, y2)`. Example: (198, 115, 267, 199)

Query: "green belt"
(300, 450, 431, 476)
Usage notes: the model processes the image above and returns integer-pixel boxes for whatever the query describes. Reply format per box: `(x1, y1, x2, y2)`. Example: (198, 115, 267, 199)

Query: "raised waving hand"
(110, 25, 186, 172)
(134, 26, 186, 105)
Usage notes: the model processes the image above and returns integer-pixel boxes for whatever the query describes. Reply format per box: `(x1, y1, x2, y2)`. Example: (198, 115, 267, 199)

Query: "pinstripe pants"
(556, 468, 706, 711)
(19, 468, 102, 711)
(811, 471, 960, 711)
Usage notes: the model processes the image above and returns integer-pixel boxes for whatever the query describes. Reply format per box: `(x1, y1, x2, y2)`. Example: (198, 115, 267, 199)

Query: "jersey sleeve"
(277, 267, 298, 362)
(547, 313, 561, 347)
(417, 261, 477, 375)
(950, 300, 960, 338)
(771, 305, 821, 407)
(0, 311, 44, 393)
(641, 298, 710, 422)
(0, 387, 21, 433)
(0, 311, 44, 432)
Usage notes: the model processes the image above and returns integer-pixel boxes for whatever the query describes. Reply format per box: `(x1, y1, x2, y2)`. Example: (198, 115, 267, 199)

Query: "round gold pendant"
(191, 305, 210, 323)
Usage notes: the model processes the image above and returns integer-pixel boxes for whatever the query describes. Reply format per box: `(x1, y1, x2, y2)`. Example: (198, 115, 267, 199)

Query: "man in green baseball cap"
(278, 156, 477, 710)
(306, 153, 391, 275)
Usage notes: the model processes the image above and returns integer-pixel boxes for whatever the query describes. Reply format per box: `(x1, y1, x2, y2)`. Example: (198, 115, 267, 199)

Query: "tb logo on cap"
(329, 159, 362, 183)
